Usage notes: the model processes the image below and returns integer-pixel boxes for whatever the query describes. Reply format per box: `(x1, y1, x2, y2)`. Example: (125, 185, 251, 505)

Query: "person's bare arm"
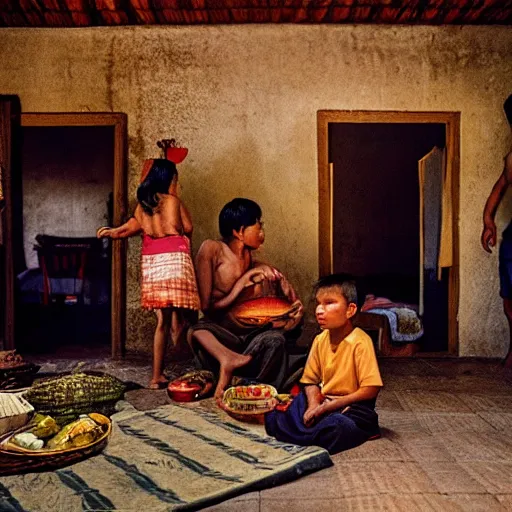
(180, 201, 193, 237)
(252, 261, 282, 281)
(482, 152, 512, 253)
(268, 270, 303, 330)
(195, 240, 217, 311)
(97, 210, 142, 239)
(303, 384, 324, 426)
(271, 300, 304, 331)
(195, 240, 265, 312)
(304, 386, 381, 426)
(212, 267, 266, 310)
(318, 386, 381, 415)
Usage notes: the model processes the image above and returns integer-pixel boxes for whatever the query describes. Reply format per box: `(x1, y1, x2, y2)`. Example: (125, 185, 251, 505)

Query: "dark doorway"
(1, 107, 127, 358)
(16, 126, 114, 354)
(318, 111, 460, 356)
(329, 122, 446, 351)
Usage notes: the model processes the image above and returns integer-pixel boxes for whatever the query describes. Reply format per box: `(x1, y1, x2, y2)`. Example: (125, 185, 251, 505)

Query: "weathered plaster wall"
(1, 25, 511, 357)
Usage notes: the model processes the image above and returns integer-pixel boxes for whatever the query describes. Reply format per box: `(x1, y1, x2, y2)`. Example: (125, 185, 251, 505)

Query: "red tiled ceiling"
(100, 10, 130, 23)
(153, 0, 181, 8)
(331, 6, 352, 21)
(1, 0, 512, 26)
(158, 8, 185, 21)
(209, 9, 231, 21)
(24, 11, 44, 24)
(44, 11, 73, 25)
(374, 7, 403, 23)
(71, 11, 92, 24)
(95, 0, 124, 9)
(133, 9, 157, 22)
(19, 0, 42, 11)
(130, 0, 153, 8)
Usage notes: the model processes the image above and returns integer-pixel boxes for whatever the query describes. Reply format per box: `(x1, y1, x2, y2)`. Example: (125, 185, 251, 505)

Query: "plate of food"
(220, 384, 278, 424)
(0, 412, 112, 476)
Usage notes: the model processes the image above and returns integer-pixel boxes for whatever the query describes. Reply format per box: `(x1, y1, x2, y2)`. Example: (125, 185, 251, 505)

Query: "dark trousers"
(188, 320, 286, 389)
(265, 391, 378, 455)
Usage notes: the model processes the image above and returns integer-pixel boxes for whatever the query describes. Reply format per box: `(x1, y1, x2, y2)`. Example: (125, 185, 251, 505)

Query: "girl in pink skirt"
(98, 159, 200, 389)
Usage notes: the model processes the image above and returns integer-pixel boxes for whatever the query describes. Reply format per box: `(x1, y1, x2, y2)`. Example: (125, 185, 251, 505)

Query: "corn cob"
(23, 372, 125, 413)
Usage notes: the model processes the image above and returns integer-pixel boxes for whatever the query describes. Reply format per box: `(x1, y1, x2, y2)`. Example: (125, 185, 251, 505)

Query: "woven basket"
(221, 384, 278, 424)
(0, 413, 111, 476)
(0, 363, 41, 391)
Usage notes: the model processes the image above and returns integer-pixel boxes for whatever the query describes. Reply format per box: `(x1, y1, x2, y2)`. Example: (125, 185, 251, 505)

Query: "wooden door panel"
(0, 96, 21, 350)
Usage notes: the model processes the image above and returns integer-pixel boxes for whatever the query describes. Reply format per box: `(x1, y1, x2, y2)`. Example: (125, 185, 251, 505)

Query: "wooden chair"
(34, 235, 103, 306)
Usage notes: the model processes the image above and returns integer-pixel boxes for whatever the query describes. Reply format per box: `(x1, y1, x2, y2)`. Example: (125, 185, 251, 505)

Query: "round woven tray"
(221, 384, 278, 424)
(220, 404, 276, 424)
(0, 413, 112, 476)
(0, 363, 41, 391)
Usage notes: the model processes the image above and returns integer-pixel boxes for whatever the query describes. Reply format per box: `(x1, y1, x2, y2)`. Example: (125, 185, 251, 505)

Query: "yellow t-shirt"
(300, 327, 383, 397)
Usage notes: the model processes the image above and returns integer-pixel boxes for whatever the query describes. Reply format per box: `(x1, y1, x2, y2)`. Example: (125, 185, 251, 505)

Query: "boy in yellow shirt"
(265, 274, 383, 454)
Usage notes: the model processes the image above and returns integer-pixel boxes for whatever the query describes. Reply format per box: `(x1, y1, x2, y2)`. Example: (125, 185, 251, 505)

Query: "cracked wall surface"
(1, 25, 511, 356)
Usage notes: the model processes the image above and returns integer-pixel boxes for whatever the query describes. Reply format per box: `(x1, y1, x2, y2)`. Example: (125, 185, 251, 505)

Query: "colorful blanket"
(0, 401, 332, 511)
(366, 307, 424, 343)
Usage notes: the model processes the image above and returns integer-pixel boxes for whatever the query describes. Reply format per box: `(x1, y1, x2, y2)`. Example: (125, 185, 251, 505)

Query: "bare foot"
(214, 367, 231, 400)
(148, 375, 168, 390)
(223, 353, 252, 373)
(214, 354, 252, 399)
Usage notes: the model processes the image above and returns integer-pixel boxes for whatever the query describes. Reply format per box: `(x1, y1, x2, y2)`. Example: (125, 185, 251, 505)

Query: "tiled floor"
(23, 352, 512, 511)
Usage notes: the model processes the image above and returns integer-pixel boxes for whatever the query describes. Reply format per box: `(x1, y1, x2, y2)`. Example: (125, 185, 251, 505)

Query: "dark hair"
(504, 94, 512, 126)
(219, 198, 262, 239)
(313, 273, 358, 306)
(136, 159, 177, 215)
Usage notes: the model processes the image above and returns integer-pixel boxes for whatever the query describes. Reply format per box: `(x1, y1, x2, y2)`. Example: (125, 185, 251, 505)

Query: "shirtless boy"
(188, 198, 303, 398)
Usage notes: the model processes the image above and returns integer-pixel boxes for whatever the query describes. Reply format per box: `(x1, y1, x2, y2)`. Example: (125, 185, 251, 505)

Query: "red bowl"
(167, 380, 202, 402)
(166, 147, 188, 164)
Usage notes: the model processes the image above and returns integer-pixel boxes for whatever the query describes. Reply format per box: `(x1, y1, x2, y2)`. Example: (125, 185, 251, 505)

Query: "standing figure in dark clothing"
(481, 94, 512, 368)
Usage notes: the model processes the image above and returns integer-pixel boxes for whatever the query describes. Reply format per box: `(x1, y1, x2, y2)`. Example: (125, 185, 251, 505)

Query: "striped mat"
(0, 401, 332, 511)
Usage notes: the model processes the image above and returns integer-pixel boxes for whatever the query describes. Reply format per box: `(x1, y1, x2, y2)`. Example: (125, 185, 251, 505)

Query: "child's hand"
(279, 275, 298, 303)
(303, 404, 325, 427)
(253, 264, 282, 281)
(303, 407, 316, 426)
(272, 300, 303, 330)
(289, 300, 303, 319)
(243, 268, 266, 288)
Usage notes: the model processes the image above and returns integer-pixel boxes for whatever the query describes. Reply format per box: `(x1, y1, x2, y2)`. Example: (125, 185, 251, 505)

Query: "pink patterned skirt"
(140, 234, 200, 311)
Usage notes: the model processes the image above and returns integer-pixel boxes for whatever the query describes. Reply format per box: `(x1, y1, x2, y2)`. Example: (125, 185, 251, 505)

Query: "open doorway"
(317, 111, 460, 356)
(18, 125, 113, 355)
(2, 110, 127, 358)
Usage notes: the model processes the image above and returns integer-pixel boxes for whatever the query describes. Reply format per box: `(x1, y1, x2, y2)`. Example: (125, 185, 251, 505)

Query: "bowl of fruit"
(220, 384, 278, 424)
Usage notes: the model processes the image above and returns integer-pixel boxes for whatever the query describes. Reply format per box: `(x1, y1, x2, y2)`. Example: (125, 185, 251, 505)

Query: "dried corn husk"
(46, 415, 104, 450)
(28, 414, 60, 439)
(24, 370, 125, 424)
